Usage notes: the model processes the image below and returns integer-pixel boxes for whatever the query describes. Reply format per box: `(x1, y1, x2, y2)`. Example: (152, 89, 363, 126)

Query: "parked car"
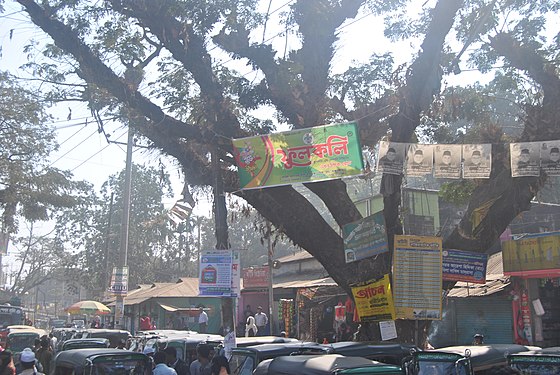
(235, 336, 301, 347)
(52, 348, 151, 375)
(508, 346, 560, 374)
(254, 354, 403, 375)
(60, 338, 110, 351)
(404, 344, 541, 375)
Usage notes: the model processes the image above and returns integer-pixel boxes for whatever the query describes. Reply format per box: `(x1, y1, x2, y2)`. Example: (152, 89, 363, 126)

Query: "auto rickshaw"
(60, 338, 110, 351)
(507, 346, 560, 374)
(403, 344, 541, 375)
(155, 334, 224, 364)
(229, 342, 329, 375)
(79, 328, 132, 348)
(323, 342, 419, 366)
(254, 354, 404, 375)
(235, 336, 301, 347)
(6, 327, 48, 354)
(53, 348, 152, 375)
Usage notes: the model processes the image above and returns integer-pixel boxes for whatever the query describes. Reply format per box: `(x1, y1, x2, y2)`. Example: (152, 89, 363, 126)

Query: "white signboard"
(231, 250, 241, 297)
(110, 266, 129, 296)
(199, 250, 233, 296)
(379, 320, 398, 341)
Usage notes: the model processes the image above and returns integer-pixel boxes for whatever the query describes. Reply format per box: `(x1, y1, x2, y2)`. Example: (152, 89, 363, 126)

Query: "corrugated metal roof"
(106, 277, 200, 306)
(273, 276, 337, 289)
(446, 251, 509, 298)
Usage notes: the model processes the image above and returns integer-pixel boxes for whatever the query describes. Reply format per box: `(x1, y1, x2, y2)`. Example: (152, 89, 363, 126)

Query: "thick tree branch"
(444, 34, 560, 251)
(17, 0, 212, 143)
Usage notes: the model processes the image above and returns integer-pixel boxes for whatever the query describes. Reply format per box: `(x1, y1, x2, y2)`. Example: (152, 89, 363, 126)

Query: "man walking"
(198, 307, 208, 334)
(254, 306, 268, 336)
(153, 351, 177, 375)
(163, 347, 189, 375)
(190, 344, 211, 375)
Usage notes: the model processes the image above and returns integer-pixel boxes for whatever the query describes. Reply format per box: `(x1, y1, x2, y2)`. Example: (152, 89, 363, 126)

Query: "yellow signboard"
(351, 274, 395, 322)
(393, 235, 443, 320)
(502, 233, 560, 273)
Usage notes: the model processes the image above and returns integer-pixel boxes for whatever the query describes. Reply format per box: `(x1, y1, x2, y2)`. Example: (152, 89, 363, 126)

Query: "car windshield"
(8, 334, 37, 353)
(418, 361, 468, 375)
(91, 358, 150, 375)
(510, 363, 560, 374)
(229, 352, 254, 375)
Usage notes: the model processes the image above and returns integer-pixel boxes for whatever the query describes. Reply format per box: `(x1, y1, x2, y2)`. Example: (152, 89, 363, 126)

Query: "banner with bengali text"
(233, 122, 364, 189)
(351, 274, 395, 322)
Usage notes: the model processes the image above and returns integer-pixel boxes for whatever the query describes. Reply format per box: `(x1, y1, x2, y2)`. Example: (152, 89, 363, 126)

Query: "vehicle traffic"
(0, 305, 25, 347)
(507, 346, 560, 374)
(53, 348, 152, 375)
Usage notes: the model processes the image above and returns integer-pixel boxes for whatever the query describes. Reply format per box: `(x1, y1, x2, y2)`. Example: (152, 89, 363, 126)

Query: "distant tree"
(0, 71, 87, 233)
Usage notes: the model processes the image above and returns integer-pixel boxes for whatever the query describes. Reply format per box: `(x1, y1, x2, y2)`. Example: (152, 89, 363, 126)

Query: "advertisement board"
(393, 235, 442, 320)
(442, 249, 488, 284)
(242, 266, 270, 288)
(351, 274, 395, 321)
(502, 232, 560, 276)
(199, 250, 233, 296)
(343, 211, 388, 263)
(109, 266, 129, 296)
(233, 122, 364, 189)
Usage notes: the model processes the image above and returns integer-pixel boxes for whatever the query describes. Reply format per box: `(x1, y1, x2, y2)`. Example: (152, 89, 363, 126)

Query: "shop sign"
(351, 274, 395, 321)
(233, 122, 364, 189)
(502, 231, 560, 276)
(393, 235, 442, 320)
(298, 287, 318, 300)
(242, 266, 269, 288)
(199, 250, 233, 296)
(442, 249, 488, 284)
(109, 266, 129, 296)
(343, 211, 388, 263)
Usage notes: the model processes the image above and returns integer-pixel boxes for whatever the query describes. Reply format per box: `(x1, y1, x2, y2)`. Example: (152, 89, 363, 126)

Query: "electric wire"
(70, 129, 129, 172)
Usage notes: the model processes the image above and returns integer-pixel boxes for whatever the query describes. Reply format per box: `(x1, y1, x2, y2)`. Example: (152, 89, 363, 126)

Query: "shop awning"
(158, 303, 178, 312)
(273, 276, 337, 289)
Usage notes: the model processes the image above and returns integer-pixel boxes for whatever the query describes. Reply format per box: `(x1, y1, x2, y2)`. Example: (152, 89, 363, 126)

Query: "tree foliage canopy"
(8, 0, 560, 311)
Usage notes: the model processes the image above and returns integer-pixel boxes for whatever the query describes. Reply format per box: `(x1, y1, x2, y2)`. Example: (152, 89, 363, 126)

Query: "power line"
(70, 129, 129, 172)
(48, 128, 100, 167)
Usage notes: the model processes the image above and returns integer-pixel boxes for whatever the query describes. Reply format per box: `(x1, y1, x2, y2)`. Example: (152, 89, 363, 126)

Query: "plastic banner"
(233, 122, 364, 189)
(442, 249, 488, 284)
(351, 274, 396, 322)
(343, 211, 388, 263)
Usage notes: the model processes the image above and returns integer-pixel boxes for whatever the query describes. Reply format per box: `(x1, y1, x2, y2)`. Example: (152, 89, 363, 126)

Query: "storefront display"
(279, 299, 295, 336)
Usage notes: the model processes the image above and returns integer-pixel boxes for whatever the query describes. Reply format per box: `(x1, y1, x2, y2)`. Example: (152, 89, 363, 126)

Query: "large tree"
(9, 0, 560, 340)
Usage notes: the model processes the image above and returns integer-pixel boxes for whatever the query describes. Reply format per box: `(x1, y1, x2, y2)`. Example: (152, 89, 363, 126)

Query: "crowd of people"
(243, 305, 268, 337)
(145, 343, 230, 375)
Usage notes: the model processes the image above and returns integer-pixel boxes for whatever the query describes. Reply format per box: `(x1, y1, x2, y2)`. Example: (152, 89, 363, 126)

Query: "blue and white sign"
(199, 250, 233, 296)
(442, 249, 488, 284)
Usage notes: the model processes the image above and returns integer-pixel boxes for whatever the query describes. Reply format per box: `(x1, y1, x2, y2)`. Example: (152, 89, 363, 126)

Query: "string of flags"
(377, 140, 560, 178)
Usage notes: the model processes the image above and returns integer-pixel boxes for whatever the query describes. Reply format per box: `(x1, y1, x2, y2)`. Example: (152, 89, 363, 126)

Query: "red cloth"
(139, 316, 152, 331)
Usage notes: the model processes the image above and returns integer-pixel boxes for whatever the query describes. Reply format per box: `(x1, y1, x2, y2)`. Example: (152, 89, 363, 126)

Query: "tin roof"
(105, 278, 200, 306)
(446, 252, 510, 298)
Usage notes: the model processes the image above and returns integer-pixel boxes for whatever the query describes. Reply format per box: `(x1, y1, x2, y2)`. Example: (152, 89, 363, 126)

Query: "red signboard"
(242, 266, 270, 288)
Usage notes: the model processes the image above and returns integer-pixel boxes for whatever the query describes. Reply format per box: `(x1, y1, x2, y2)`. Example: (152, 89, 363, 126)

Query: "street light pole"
(266, 220, 275, 335)
(114, 127, 133, 329)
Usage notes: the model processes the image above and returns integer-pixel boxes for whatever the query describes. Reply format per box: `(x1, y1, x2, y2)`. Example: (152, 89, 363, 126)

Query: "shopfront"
(502, 231, 560, 347)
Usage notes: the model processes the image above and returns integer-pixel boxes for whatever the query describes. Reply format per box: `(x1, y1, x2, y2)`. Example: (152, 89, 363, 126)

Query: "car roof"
(324, 342, 417, 358)
(509, 346, 560, 358)
(54, 348, 148, 367)
(253, 355, 396, 375)
(235, 336, 300, 347)
(232, 342, 328, 358)
(429, 345, 541, 369)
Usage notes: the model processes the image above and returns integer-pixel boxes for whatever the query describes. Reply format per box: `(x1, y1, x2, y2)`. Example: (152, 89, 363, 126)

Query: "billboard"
(233, 122, 364, 189)
(351, 274, 395, 322)
(242, 266, 270, 288)
(393, 235, 442, 320)
(109, 267, 129, 296)
(442, 249, 488, 284)
(502, 232, 560, 276)
(199, 250, 233, 296)
(343, 211, 388, 263)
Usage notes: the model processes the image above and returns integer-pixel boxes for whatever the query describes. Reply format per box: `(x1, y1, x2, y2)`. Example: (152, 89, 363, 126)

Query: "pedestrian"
(190, 344, 211, 375)
(198, 307, 208, 334)
(153, 351, 177, 375)
(245, 316, 257, 337)
(163, 347, 189, 375)
(17, 348, 43, 375)
(210, 355, 230, 375)
(254, 306, 268, 336)
(0, 349, 15, 375)
(48, 333, 57, 353)
(472, 333, 484, 345)
(35, 338, 53, 375)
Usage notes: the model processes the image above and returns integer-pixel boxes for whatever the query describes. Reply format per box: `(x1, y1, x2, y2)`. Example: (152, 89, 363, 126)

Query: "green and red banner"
(233, 122, 364, 189)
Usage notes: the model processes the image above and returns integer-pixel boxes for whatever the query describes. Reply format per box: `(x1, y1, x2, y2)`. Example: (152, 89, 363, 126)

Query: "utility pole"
(104, 192, 115, 296)
(115, 128, 133, 329)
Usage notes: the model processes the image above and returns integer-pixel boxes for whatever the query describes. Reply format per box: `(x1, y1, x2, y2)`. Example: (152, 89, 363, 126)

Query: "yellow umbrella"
(65, 300, 111, 315)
